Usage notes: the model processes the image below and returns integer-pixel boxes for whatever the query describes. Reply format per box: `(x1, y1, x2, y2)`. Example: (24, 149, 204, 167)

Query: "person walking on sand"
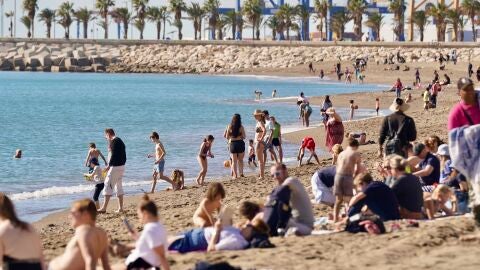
(224, 114, 246, 179)
(415, 69, 421, 86)
(375, 98, 380, 116)
(325, 108, 344, 152)
(263, 111, 278, 163)
(378, 98, 416, 158)
(49, 199, 111, 270)
(147, 132, 174, 192)
(98, 128, 126, 213)
(253, 110, 267, 180)
(393, 78, 403, 98)
(196, 135, 215, 186)
(333, 138, 362, 222)
(300, 101, 313, 127)
(308, 62, 314, 73)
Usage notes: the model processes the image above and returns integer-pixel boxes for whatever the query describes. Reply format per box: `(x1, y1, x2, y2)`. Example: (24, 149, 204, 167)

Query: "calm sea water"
(0, 72, 384, 221)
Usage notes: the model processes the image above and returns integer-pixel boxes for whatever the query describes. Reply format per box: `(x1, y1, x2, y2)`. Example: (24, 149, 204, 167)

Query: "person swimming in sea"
(13, 149, 22, 159)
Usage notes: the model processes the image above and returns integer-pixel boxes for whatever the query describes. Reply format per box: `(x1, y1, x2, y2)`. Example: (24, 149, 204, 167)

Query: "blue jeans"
(168, 228, 208, 253)
(455, 190, 469, 214)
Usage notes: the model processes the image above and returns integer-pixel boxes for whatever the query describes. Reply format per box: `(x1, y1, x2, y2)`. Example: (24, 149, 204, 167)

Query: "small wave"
(10, 180, 151, 201)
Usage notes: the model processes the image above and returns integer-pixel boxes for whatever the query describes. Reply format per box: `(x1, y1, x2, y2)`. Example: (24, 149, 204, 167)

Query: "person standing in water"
(196, 135, 215, 186)
(85, 143, 107, 168)
(147, 132, 174, 193)
(272, 89, 277, 98)
(349, 100, 356, 120)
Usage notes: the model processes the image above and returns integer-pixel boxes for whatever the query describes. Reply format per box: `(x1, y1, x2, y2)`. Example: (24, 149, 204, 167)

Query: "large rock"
(64, 57, 78, 68)
(26, 57, 41, 68)
(51, 66, 67, 72)
(35, 53, 52, 67)
(92, 64, 106, 72)
(0, 59, 14, 70)
(76, 57, 91, 67)
(13, 57, 25, 70)
(73, 50, 86, 58)
(90, 56, 106, 66)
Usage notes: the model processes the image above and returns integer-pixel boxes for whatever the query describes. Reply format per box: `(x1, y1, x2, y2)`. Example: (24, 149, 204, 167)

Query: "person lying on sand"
(297, 137, 320, 166)
(345, 132, 375, 145)
(49, 199, 110, 270)
(193, 183, 225, 227)
(111, 195, 170, 270)
(423, 185, 454, 220)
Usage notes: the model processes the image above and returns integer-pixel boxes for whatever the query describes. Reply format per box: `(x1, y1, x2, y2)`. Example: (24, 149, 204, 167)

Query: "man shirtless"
(49, 199, 110, 270)
(147, 132, 174, 193)
(333, 138, 362, 222)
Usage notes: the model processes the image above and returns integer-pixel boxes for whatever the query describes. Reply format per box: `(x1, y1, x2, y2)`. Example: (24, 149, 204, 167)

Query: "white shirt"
(92, 166, 104, 183)
(125, 222, 168, 267)
(0, 220, 43, 263)
(203, 226, 249, 251)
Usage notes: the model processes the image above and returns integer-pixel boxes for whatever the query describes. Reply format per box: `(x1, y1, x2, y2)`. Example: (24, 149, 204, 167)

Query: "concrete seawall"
(1, 38, 479, 73)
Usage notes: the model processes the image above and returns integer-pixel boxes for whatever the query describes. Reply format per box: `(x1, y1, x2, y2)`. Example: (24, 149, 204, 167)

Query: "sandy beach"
(33, 59, 480, 269)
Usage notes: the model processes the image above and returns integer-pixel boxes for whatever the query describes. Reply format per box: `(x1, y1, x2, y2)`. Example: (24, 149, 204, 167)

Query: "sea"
(0, 72, 385, 222)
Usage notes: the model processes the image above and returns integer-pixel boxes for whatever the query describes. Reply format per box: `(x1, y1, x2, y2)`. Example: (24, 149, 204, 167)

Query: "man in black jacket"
(98, 128, 127, 213)
(378, 98, 417, 158)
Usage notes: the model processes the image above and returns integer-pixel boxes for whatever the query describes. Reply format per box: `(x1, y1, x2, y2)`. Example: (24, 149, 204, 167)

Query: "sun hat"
(389, 98, 410, 112)
(253, 109, 264, 116)
(436, 144, 450, 156)
(457, 77, 474, 91)
(413, 143, 426, 156)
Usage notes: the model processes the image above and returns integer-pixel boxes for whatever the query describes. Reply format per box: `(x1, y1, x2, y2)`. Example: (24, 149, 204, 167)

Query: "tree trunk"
(31, 17, 35, 38)
(324, 18, 328, 41)
(199, 20, 202, 40)
(178, 23, 182, 40)
(252, 23, 255, 40)
(83, 21, 88, 39)
(232, 23, 236, 40)
(472, 16, 476, 42)
(420, 29, 424, 42)
(286, 27, 290, 40)
(272, 29, 276, 40)
(46, 25, 51, 38)
(157, 22, 161, 40)
(10, 21, 13, 37)
(124, 23, 128, 39)
(104, 15, 108, 39)
(163, 19, 166, 39)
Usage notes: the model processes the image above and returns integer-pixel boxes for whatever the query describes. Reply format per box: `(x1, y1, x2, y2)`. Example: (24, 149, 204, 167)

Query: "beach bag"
(263, 185, 292, 236)
(385, 118, 406, 156)
(345, 213, 386, 234)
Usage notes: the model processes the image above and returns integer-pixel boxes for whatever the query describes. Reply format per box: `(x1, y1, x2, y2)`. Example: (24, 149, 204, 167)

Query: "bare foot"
(114, 209, 124, 213)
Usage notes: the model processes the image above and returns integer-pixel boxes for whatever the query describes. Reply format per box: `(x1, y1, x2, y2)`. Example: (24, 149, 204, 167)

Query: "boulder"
(67, 65, 79, 72)
(13, 57, 25, 70)
(76, 57, 91, 67)
(90, 56, 106, 66)
(92, 64, 106, 72)
(0, 59, 14, 71)
(51, 66, 67, 72)
(26, 57, 41, 68)
(52, 56, 65, 66)
(73, 50, 86, 58)
(64, 57, 78, 68)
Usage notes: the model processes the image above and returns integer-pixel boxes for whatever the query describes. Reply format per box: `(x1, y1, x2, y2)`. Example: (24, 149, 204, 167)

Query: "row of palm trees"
(5, 0, 480, 41)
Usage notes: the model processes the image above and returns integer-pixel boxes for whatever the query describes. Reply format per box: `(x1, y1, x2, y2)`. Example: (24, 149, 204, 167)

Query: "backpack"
(345, 213, 386, 234)
(385, 118, 407, 156)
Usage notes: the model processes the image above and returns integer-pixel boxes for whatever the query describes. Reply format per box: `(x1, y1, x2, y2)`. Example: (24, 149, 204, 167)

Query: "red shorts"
(302, 137, 315, 151)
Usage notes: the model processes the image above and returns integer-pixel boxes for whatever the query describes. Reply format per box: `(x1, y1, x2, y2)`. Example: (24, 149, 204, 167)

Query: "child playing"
(333, 138, 362, 222)
(83, 157, 105, 209)
(147, 132, 175, 193)
(375, 98, 380, 116)
(349, 100, 356, 120)
(196, 135, 215, 186)
(248, 139, 257, 167)
(193, 182, 226, 227)
(297, 137, 321, 166)
(84, 143, 107, 171)
(171, 169, 185, 190)
(331, 144, 343, 165)
(423, 88, 431, 111)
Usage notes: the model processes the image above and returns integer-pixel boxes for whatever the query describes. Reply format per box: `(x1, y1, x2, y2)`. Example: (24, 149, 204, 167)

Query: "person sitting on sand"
(348, 173, 401, 221)
(196, 135, 215, 186)
(83, 158, 105, 209)
(387, 155, 424, 220)
(406, 143, 422, 170)
(331, 144, 343, 165)
(49, 199, 110, 270)
(168, 218, 269, 253)
(117, 195, 170, 270)
(423, 185, 454, 220)
(333, 138, 362, 222)
(13, 149, 22, 159)
(193, 183, 225, 227)
(247, 139, 257, 167)
(311, 166, 336, 206)
(171, 169, 185, 190)
(0, 193, 45, 270)
(147, 132, 175, 192)
(84, 143, 107, 169)
(297, 137, 320, 166)
(263, 164, 314, 236)
(412, 143, 440, 188)
(440, 74, 451, 86)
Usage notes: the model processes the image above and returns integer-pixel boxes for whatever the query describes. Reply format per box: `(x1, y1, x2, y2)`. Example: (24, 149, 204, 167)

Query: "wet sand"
(34, 59, 480, 269)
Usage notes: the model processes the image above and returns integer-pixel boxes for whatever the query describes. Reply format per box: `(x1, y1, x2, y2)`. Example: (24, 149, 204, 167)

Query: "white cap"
(437, 144, 449, 156)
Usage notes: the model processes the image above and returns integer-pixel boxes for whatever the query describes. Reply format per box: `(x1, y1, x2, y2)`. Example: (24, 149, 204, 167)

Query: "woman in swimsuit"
(193, 183, 225, 227)
(196, 135, 215, 185)
(253, 110, 267, 180)
(0, 193, 45, 270)
(224, 114, 246, 179)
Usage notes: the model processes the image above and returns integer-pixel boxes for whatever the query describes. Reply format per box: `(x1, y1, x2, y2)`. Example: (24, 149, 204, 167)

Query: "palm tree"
(133, 0, 149, 40)
(203, 0, 220, 40)
(159, 6, 170, 40)
(216, 14, 230, 40)
(223, 10, 238, 40)
(6, 11, 14, 37)
(296, 4, 310, 40)
(37, 8, 55, 38)
(458, 15, 467, 41)
(265, 15, 279, 40)
(186, 2, 205, 40)
(461, 0, 480, 42)
(96, 0, 115, 39)
(243, 0, 263, 40)
(147, 7, 162, 40)
(110, 7, 132, 39)
(20, 16, 31, 38)
(389, 0, 405, 41)
(364, 12, 383, 41)
(313, 0, 329, 40)
(22, 0, 38, 38)
(74, 8, 94, 39)
(347, 0, 367, 40)
(169, 0, 186, 40)
(330, 10, 350, 40)
(277, 3, 297, 40)
(427, 3, 448, 42)
(57, 1, 74, 39)
(447, 9, 462, 42)
(291, 22, 301, 40)
(410, 10, 428, 41)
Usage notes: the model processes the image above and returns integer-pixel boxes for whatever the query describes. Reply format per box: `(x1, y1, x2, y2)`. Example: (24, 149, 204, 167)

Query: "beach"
(29, 57, 480, 269)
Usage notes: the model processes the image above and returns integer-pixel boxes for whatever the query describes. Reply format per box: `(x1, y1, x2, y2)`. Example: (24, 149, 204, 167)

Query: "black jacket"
(379, 111, 417, 147)
(109, 137, 126, 167)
